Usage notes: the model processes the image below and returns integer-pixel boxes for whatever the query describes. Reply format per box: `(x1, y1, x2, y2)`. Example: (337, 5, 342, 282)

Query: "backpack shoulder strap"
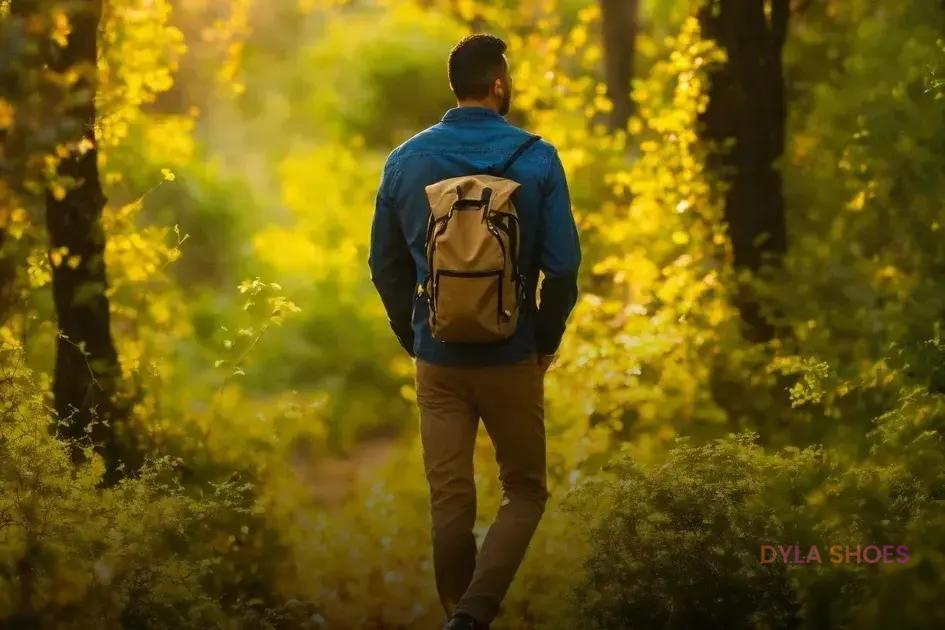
(488, 134, 541, 177)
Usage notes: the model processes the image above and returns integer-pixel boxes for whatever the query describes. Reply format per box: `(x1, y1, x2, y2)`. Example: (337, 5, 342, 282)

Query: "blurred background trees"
(698, 0, 789, 340)
(2, 0, 945, 628)
(599, 0, 639, 131)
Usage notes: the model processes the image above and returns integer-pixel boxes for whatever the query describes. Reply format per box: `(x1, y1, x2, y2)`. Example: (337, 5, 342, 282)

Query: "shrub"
(571, 435, 810, 630)
(571, 422, 945, 630)
(0, 344, 318, 629)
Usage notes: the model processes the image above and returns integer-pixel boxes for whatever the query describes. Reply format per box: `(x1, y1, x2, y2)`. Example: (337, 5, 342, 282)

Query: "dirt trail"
(296, 436, 401, 505)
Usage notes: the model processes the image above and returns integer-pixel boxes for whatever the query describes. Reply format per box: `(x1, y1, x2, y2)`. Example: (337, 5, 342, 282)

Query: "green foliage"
(569, 428, 945, 630)
(550, 15, 745, 450)
(301, 3, 462, 147)
(761, 0, 945, 449)
(249, 143, 415, 449)
(0, 345, 318, 628)
(572, 388, 945, 630)
(572, 435, 809, 630)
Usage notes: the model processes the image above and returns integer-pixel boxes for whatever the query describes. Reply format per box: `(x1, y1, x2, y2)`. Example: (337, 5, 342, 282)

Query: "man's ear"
(492, 77, 505, 100)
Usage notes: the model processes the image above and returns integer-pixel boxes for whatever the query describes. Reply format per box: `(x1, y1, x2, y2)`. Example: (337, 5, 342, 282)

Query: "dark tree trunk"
(698, 0, 789, 340)
(38, 0, 133, 481)
(0, 230, 14, 322)
(599, 0, 640, 132)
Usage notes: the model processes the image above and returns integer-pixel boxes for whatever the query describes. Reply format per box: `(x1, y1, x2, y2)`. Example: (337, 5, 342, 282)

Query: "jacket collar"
(441, 106, 507, 123)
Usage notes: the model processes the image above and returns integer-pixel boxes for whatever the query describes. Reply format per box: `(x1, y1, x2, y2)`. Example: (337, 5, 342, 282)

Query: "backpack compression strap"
(487, 134, 542, 177)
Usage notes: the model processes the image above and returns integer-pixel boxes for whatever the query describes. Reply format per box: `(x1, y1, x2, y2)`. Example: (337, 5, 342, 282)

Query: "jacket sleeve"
(368, 156, 417, 357)
(534, 148, 581, 355)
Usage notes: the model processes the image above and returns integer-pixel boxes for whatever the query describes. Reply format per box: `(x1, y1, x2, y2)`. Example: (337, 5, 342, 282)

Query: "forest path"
(294, 435, 402, 505)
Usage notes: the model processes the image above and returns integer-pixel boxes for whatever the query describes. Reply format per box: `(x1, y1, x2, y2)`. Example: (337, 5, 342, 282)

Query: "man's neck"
(456, 99, 499, 113)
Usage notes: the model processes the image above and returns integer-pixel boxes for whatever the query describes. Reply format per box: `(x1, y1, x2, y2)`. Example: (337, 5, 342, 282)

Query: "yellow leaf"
(50, 183, 67, 201)
(77, 137, 94, 155)
(49, 247, 69, 268)
(846, 190, 866, 212)
(0, 99, 13, 130)
(51, 9, 71, 48)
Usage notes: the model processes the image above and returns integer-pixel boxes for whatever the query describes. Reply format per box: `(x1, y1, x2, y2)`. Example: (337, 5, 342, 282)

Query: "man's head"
(448, 34, 511, 115)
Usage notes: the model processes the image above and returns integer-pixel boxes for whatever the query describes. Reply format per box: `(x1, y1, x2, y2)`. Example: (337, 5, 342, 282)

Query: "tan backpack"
(421, 135, 541, 343)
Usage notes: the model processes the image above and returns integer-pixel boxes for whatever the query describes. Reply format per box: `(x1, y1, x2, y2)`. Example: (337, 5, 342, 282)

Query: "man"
(368, 34, 581, 630)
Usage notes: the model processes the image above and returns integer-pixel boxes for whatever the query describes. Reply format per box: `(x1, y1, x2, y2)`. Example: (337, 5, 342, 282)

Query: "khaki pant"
(415, 355, 549, 626)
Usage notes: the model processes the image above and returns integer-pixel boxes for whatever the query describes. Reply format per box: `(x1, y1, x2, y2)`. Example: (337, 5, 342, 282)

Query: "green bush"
(0, 345, 320, 629)
(571, 435, 810, 630)
(571, 420, 945, 630)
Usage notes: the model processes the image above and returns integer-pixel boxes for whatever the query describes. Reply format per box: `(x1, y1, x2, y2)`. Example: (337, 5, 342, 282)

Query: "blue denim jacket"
(368, 106, 581, 366)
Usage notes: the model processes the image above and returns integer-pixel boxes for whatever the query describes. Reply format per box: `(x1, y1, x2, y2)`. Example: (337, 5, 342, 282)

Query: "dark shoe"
(443, 612, 488, 630)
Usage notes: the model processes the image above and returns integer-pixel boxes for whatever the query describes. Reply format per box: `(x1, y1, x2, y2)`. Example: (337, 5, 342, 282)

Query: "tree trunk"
(599, 0, 640, 132)
(0, 230, 14, 323)
(698, 0, 789, 340)
(38, 0, 132, 481)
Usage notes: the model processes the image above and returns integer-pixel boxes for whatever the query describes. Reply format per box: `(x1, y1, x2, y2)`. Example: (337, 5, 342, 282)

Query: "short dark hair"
(448, 34, 507, 100)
